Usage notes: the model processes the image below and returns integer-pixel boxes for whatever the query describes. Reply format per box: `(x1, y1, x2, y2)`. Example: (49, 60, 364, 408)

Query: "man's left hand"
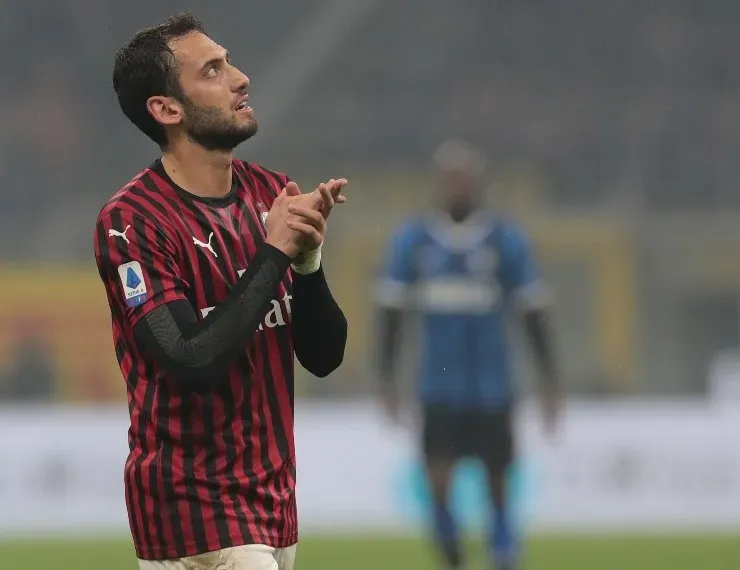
(285, 204, 327, 251)
(315, 178, 348, 220)
(286, 178, 348, 220)
(283, 178, 347, 265)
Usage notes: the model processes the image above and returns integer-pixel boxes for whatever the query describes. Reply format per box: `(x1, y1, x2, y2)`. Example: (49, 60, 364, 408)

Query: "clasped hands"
(264, 178, 347, 260)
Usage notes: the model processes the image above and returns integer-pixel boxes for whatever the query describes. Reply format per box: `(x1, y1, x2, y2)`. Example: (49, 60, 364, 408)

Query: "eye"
(205, 65, 218, 78)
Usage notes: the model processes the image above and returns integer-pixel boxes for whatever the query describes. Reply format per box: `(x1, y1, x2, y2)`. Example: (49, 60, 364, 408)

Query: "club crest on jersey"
(117, 261, 148, 307)
(256, 202, 269, 227)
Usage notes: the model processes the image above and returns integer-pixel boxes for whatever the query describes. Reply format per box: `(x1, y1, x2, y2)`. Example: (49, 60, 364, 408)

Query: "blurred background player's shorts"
(422, 405, 514, 470)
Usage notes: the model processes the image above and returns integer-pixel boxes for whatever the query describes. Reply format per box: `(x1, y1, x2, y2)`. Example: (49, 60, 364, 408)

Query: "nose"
(234, 69, 249, 93)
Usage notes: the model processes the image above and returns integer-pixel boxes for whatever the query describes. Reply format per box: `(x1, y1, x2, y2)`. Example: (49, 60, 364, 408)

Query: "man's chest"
(176, 198, 262, 273)
(415, 241, 501, 281)
(412, 237, 505, 315)
(169, 196, 292, 325)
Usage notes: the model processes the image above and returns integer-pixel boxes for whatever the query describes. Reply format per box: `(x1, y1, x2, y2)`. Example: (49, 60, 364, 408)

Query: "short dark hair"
(113, 12, 206, 147)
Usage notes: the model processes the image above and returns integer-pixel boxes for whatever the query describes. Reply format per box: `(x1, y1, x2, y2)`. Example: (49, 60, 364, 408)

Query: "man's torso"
(96, 159, 298, 559)
(404, 214, 517, 409)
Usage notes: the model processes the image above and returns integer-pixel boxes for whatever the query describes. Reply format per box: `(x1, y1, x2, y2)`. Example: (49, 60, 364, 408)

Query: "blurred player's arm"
(503, 224, 561, 430)
(373, 222, 418, 419)
(523, 306, 558, 387)
(291, 264, 348, 378)
(95, 208, 292, 386)
(523, 304, 560, 434)
(375, 298, 405, 421)
(377, 304, 404, 385)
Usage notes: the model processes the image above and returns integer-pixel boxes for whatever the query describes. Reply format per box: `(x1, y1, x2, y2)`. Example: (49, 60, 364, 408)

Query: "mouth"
(235, 95, 250, 112)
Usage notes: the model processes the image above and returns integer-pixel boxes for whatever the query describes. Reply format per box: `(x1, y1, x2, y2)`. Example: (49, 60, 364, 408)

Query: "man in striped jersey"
(93, 12, 347, 570)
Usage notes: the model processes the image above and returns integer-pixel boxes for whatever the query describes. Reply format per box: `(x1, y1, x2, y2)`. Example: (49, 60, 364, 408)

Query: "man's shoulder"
(392, 215, 434, 246)
(397, 213, 429, 234)
(96, 164, 167, 225)
(492, 217, 530, 250)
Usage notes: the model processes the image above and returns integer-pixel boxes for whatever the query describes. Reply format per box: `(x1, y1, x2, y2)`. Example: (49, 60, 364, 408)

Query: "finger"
(268, 190, 284, 213)
(320, 183, 334, 203)
(286, 220, 323, 248)
(288, 214, 326, 238)
(329, 178, 348, 198)
(319, 185, 335, 214)
(304, 185, 324, 209)
(289, 215, 325, 237)
(284, 181, 302, 197)
(288, 205, 326, 229)
(312, 182, 330, 195)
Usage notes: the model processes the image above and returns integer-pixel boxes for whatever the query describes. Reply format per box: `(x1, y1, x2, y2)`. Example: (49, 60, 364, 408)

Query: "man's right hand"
(541, 381, 562, 437)
(264, 182, 312, 259)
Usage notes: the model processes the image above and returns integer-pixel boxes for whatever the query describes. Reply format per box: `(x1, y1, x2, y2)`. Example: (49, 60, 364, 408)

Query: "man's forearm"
(291, 266, 347, 377)
(376, 307, 403, 384)
(524, 309, 557, 385)
(134, 243, 291, 386)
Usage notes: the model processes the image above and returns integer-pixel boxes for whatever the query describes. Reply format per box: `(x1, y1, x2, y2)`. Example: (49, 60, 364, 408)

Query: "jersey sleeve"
(374, 220, 419, 309)
(499, 223, 549, 310)
(94, 206, 188, 328)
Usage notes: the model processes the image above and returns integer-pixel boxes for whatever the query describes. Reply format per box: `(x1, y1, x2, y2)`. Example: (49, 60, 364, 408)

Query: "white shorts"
(138, 544, 297, 570)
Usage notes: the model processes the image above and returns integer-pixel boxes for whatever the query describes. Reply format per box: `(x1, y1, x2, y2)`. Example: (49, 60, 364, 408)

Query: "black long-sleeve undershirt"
(291, 265, 347, 377)
(134, 243, 346, 385)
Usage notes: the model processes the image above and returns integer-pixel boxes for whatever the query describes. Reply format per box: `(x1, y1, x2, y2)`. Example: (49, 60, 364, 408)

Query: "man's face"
(439, 167, 480, 222)
(168, 31, 257, 151)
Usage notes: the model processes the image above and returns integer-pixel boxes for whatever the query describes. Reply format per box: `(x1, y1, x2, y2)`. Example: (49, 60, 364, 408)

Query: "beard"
(181, 96, 258, 152)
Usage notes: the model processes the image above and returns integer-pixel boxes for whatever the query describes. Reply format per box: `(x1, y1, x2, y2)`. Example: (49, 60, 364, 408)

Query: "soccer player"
(374, 140, 560, 570)
(93, 13, 347, 570)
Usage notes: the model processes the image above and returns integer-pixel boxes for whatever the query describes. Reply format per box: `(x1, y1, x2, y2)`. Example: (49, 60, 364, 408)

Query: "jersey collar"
(426, 210, 495, 251)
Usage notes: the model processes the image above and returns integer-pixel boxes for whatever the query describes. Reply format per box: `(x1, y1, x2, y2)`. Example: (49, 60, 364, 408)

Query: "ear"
(146, 95, 183, 128)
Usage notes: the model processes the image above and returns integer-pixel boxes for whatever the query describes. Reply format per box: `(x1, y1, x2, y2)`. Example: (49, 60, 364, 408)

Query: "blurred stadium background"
(2, 1, 740, 568)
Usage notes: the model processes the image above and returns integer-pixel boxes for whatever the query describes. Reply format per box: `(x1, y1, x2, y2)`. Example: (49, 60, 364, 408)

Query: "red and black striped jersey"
(93, 158, 298, 560)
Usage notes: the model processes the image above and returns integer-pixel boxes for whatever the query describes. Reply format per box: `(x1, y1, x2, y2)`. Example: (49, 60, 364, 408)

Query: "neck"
(161, 138, 233, 198)
(443, 206, 478, 224)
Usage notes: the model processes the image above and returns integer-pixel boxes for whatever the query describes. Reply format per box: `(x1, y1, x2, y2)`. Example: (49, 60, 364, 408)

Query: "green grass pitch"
(1, 534, 738, 569)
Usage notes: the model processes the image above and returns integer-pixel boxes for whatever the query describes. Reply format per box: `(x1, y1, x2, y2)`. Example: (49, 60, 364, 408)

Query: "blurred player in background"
(94, 12, 347, 570)
(374, 140, 560, 570)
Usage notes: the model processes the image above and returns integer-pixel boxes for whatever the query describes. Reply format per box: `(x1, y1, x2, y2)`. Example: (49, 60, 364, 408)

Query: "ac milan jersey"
(93, 159, 297, 560)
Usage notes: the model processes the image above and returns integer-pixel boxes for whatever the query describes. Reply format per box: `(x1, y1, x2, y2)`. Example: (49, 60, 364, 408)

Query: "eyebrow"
(200, 50, 230, 72)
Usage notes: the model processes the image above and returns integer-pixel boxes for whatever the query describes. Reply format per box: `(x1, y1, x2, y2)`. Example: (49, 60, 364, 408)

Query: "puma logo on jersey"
(108, 225, 131, 244)
(193, 232, 217, 257)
